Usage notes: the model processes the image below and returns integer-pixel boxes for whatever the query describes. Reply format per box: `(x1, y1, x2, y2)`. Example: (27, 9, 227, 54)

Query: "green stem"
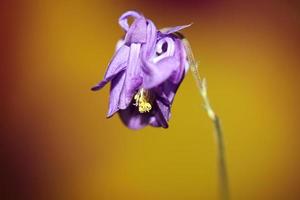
(182, 39, 230, 200)
(213, 115, 229, 200)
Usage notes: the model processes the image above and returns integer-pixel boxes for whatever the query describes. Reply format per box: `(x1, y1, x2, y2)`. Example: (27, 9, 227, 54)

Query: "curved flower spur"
(92, 10, 191, 130)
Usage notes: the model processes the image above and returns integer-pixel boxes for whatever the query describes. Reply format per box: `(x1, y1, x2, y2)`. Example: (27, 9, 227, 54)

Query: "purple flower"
(92, 10, 191, 129)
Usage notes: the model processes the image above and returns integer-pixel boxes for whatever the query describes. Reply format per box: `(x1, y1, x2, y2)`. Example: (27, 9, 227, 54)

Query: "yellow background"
(1, 0, 300, 199)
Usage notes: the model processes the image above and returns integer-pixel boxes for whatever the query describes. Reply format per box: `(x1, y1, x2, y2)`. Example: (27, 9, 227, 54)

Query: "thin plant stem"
(182, 38, 230, 200)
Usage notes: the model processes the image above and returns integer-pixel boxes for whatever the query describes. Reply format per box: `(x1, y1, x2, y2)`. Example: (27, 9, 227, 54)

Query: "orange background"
(1, 0, 300, 199)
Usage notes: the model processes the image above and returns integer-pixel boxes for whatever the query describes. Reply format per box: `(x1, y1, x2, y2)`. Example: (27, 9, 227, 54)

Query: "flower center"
(133, 88, 152, 113)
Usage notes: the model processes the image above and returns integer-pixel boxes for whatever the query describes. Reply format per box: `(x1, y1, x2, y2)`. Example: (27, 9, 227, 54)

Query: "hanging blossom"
(92, 10, 191, 129)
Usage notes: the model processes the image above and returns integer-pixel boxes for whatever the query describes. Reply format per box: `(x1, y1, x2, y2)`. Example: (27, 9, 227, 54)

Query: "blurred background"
(1, 0, 300, 199)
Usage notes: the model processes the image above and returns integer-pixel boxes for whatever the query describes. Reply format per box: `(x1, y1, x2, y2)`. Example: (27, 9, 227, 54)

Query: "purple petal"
(152, 37, 175, 63)
(153, 100, 170, 128)
(154, 87, 171, 105)
(107, 71, 126, 117)
(119, 43, 143, 109)
(161, 80, 181, 105)
(91, 45, 129, 91)
(118, 11, 142, 32)
(149, 116, 160, 127)
(146, 99, 169, 128)
(142, 57, 179, 89)
(118, 106, 151, 130)
(124, 17, 147, 44)
(154, 77, 183, 107)
(160, 24, 192, 35)
(142, 40, 182, 89)
(149, 111, 168, 128)
(144, 20, 157, 57)
(115, 39, 125, 51)
(119, 102, 168, 129)
(169, 39, 187, 84)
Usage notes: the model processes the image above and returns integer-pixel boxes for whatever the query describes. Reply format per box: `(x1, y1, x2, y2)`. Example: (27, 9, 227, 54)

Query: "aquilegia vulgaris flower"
(92, 10, 191, 129)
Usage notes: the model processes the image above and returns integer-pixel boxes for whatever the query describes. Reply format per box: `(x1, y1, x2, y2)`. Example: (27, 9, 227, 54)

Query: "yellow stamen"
(134, 88, 152, 113)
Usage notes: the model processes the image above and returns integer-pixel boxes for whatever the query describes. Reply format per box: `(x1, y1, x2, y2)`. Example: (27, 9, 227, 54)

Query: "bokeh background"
(1, 0, 300, 199)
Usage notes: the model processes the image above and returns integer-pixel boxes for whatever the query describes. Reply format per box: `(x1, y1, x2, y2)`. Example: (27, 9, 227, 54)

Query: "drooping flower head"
(92, 10, 191, 129)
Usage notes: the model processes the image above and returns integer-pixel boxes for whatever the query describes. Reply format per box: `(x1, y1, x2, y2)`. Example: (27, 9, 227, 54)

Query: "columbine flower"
(92, 10, 191, 129)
